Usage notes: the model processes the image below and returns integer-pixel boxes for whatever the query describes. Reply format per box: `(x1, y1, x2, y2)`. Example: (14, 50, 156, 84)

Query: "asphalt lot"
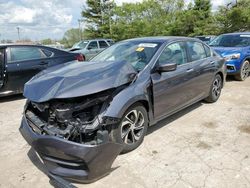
(0, 77, 250, 188)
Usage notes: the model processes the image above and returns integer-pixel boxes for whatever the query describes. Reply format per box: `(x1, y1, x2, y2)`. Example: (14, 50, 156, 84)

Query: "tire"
(234, 60, 250, 81)
(110, 103, 148, 153)
(204, 74, 222, 103)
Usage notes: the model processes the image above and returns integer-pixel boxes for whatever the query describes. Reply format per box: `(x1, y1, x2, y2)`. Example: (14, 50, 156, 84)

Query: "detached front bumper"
(19, 116, 123, 183)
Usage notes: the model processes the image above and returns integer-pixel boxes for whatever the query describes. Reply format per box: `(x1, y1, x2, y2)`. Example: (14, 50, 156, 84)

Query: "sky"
(0, 0, 231, 41)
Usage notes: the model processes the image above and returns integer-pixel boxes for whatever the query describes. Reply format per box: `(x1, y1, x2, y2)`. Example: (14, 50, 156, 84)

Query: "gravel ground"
(0, 77, 249, 188)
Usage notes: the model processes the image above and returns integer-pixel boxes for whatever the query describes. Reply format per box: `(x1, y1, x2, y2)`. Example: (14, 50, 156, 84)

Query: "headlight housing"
(224, 53, 241, 61)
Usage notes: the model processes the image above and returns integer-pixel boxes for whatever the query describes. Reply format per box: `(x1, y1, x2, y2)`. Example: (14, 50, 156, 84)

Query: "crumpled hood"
(24, 60, 136, 102)
(212, 47, 243, 57)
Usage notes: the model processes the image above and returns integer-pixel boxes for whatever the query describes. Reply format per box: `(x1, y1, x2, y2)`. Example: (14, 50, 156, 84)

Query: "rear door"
(86, 41, 99, 60)
(98, 40, 109, 52)
(0, 48, 5, 89)
(186, 41, 216, 98)
(6, 46, 48, 93)
(151, 41, 194, 119)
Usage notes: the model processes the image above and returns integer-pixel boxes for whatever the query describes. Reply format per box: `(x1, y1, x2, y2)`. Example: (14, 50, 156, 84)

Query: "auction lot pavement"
(0, 77, 250, 188)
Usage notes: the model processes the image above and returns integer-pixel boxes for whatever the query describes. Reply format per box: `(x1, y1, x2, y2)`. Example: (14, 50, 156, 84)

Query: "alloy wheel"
(241, 61, 250, 80)
(212, 76, 222, 98)
(121, 109, 145, 145)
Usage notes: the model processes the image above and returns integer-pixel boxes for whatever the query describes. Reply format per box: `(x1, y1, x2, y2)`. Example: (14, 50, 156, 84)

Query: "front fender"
(104, 87, 149, 119)
(103, 74, 153, 123)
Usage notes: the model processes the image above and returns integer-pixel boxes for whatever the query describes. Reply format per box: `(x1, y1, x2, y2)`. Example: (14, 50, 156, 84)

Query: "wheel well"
(136, 100, 149, 112)
(82, 54, 86, 61)
(245, 58, 250, 63)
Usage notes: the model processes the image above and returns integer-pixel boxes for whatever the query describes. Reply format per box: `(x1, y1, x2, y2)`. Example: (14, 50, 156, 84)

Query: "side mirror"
(157, 63, 177, 73)
(87, 46, 93, 50)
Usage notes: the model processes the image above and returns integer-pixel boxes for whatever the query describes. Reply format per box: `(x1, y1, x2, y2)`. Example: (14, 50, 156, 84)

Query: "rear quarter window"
(203, 44, 212, 57)
(41, 49, 54, 57)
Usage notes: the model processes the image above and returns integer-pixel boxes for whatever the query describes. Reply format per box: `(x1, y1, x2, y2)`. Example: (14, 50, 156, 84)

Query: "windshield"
(72, 41, 89, 49)
(91, 41, 161, 71)
(210, 34, 250, 47)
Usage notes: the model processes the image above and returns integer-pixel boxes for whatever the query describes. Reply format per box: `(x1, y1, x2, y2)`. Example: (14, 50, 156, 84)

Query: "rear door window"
(8, 47, 44, 63)
(99, 41, 109, 48)
(187, 41, 207, 61)
(87, 41, 98, 49)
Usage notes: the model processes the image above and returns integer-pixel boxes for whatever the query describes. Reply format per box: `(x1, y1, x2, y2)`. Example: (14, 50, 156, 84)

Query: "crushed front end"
(19, 90, 123, 183)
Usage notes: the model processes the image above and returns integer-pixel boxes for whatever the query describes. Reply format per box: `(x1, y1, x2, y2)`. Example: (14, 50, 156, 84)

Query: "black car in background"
(0, 44, 84, 97)
(20, 37, 226, 184)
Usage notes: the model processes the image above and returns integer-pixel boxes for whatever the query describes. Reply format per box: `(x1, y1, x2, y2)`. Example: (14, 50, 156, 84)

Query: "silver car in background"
(69, 39, 114, 60)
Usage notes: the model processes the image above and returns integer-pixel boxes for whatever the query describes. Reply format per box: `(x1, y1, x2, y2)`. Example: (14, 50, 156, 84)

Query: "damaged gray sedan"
(20, 37, 226, 184)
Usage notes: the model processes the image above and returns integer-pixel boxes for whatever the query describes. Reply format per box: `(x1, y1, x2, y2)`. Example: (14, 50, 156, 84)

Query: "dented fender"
(103, 72, 154, 124)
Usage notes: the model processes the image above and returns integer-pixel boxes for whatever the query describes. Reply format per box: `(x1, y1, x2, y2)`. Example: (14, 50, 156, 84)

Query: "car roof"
(0, 44, 49, 48)
(123, 36, 202, 43)
(79, 39, 113, 41)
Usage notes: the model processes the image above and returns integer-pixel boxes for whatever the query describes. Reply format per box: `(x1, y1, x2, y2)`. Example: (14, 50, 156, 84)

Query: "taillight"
(76, 54, 85, 61)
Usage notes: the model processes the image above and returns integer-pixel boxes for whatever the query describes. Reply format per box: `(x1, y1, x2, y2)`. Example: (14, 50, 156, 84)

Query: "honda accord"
(20, 37, 226, 184)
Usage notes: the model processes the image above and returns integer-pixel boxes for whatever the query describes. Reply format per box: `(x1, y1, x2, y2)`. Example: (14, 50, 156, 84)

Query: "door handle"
(210, 61, 215, 65)
(186, 68, 194, 73)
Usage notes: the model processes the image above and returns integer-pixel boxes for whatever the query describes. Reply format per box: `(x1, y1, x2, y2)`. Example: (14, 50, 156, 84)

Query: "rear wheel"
(110, 104, 148, 153)
(234, 60, 249, 81)
(204, 74, 222, 103)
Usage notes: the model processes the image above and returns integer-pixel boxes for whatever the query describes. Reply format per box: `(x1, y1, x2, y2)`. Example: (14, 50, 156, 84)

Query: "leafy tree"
(60, 28, 84, 48)
(82, 0, 115, 38)
(77, 0, 250, 42)
(41, 38, 53, 45)
(216, 0, 250, 33)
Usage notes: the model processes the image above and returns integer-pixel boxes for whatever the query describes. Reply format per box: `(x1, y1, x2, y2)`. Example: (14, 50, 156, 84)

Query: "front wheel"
(234, 60, 250, 81)
(110, 104, 148, 153)
(204, 74, 222, 103)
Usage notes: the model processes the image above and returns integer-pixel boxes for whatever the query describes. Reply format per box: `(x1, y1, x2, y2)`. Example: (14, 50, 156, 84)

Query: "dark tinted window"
(42, 49, 53, 57)
(88, 41, 98, 49)
(203, 44, 211, 57)
(187, 42, 207, 61)
(158, 42, 187, 65)
(9, 47, 43, 63)
(0, 49, 4, 80)
(99, 41, 109, 48)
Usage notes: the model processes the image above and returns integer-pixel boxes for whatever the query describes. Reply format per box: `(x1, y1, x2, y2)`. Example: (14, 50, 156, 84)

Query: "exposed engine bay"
(25, 88, 122, 145)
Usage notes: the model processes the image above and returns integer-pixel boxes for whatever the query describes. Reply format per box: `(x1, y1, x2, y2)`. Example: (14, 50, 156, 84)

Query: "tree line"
(60, 0, 250, 48)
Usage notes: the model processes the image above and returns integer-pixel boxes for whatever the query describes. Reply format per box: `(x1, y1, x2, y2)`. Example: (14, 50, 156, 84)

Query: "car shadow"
(226, 75, 236, 82)
(0, 94, 24, 103)
(147, 101, 203, 135)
